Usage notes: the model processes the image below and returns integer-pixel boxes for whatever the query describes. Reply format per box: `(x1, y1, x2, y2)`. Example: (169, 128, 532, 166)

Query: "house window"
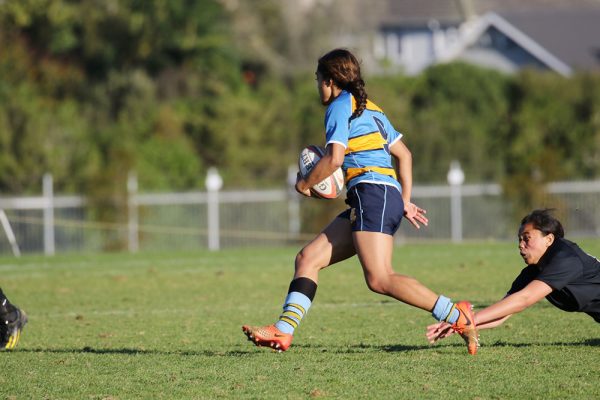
(477, 31, 493, 47)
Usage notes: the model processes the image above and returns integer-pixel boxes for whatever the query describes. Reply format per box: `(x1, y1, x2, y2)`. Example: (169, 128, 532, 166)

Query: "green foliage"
(500, 71, 600, 219)
(405, 62, 511, 182)
(189, 81, 297, 187)
(2, 0, 600, 229)
(0, 0, 239, 195)
(136, 106, 203, 190)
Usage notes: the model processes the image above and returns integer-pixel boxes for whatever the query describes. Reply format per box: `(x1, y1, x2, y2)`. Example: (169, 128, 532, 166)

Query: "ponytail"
(317, 48, 368, 121)
(348, 78, 367, 121)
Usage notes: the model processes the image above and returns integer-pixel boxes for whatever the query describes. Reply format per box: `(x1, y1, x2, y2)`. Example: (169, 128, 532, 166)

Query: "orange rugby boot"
(450, 301, 479, 355)
(242, 324, 293, 352)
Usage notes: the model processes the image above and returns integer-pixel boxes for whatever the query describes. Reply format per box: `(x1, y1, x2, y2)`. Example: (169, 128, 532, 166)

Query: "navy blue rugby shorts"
(337, 183, 404, 235)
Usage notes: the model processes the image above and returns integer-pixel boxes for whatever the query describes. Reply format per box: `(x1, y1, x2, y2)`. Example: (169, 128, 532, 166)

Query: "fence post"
(0, 210, 20, 257)
(447, 161, 465, 243)
(43, 173, 55, 255)
(127, 171, 139, 253)
(287, 165, 301, 239)
(206, 167, 223, 251)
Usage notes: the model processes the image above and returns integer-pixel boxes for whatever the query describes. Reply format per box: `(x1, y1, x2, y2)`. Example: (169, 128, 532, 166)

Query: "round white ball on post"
(447, 161, 464, 243)
(206, 167, 223, 251)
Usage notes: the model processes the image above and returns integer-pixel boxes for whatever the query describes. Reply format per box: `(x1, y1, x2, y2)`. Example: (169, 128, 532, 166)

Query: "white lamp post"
(43, 173, 55, 255)
(206, 167, 223, 251)
(127, 171, 139, 253)
(447, 161, 465, 243)
(287, 165, 301, 238)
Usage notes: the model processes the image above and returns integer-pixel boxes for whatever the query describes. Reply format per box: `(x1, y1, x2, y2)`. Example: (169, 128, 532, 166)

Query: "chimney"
(457, 0, 476, 21)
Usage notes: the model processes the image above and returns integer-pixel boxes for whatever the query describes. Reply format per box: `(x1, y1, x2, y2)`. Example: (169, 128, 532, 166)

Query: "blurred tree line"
(1, 0, 600, 225)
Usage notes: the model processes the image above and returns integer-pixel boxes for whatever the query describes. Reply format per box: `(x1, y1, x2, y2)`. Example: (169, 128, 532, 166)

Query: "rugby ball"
(298, 145, 344, 199)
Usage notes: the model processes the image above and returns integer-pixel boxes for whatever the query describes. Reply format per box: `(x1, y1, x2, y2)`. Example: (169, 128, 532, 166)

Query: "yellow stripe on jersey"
(346, 132, 387, 154)
(365, 99, 383, 113)
(351, 96, 384, 114)
(345, 167, 397, 182)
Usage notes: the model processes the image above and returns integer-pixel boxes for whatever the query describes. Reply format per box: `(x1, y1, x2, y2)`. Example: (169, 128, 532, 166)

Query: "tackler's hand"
(426, 321, 455, 344)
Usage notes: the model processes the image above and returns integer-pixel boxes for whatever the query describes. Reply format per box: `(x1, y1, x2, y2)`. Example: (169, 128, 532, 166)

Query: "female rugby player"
(427, 209, 600, 345)
(243, 48, 477, 354)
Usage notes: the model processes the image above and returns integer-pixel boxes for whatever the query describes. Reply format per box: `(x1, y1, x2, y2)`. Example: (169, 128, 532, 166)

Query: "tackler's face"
(518, 223, 554, 265)
(316, 71, 334, 106)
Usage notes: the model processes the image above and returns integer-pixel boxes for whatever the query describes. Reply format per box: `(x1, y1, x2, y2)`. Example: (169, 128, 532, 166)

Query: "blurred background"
(1, 0, 600, 255)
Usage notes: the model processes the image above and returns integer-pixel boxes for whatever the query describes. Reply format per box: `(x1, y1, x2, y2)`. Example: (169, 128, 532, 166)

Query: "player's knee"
(365, 275, 390, 295)
(294, 249, 318, 274)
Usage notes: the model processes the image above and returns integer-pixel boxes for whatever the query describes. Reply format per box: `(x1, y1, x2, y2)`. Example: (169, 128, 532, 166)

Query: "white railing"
(0, 169, 305, 256)
(1, 166, 600, 256)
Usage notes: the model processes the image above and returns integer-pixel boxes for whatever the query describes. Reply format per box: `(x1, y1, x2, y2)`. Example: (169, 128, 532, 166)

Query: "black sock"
(287, 277, 318, 301)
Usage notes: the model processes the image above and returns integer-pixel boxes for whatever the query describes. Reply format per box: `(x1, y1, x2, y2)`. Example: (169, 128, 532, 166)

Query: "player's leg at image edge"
(0, 289, 28, 351)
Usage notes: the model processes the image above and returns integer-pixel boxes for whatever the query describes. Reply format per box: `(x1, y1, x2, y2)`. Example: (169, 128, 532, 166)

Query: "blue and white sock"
(431, 295, 460, 324)
(274, 277, 317, 335)
(275, 292, 312, 334)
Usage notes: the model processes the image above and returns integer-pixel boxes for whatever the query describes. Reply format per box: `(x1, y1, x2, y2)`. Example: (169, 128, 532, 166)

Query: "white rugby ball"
(298, 145, 344, 199)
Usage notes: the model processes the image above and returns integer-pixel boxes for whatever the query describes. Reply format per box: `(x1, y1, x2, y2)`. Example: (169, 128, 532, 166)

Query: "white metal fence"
(1, 171, 600, 256)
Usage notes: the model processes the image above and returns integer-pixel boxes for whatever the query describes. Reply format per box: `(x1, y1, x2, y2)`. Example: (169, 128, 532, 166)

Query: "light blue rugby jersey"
(324, 90, 402, 192)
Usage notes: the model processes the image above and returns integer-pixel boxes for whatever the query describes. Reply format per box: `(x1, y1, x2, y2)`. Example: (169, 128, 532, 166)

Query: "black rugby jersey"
(507, 238, 600, 320)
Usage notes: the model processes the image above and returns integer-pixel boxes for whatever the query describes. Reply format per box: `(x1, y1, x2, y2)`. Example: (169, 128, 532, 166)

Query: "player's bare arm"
(427, 315, 511, 343)
(426, 279, 552, 343)
(475, 279, 552, 325)
(296, 143, 344, 195)
(389, 140, 428, 229)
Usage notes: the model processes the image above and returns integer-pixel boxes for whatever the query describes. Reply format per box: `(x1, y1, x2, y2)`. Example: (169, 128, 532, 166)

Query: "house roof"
(473, 0, 600, 14)
(379, 0, 600, 24)
(499, 9, 600, 71)
(379, 0, 464, 26)
(438, 12, 574, 76)
(378, 0, 600, 73)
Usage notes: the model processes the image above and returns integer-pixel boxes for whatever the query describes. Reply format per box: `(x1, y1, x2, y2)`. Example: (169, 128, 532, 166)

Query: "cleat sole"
(241, 324, 292, 352)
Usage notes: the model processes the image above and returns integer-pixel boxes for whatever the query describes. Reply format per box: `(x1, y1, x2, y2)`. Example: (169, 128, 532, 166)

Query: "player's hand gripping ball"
(298, 145, 344, 199)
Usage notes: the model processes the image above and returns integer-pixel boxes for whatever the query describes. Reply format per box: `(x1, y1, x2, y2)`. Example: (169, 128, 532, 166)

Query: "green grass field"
(1, 242, 599, 399)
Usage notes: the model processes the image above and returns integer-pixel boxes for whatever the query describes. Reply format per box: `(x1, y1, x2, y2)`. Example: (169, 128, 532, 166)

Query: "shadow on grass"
(18, 343, 456, 355)
(15, 338, 600, 356)
(302, 337, 600, 353)
(486, 338, 600, 348)
(283, 342, 460, 353)
(18, 347, 253, 357)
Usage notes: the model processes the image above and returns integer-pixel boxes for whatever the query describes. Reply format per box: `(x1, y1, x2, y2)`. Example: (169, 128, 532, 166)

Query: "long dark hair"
(317, 48, 368, 121)
(520, 209, 565, 238)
